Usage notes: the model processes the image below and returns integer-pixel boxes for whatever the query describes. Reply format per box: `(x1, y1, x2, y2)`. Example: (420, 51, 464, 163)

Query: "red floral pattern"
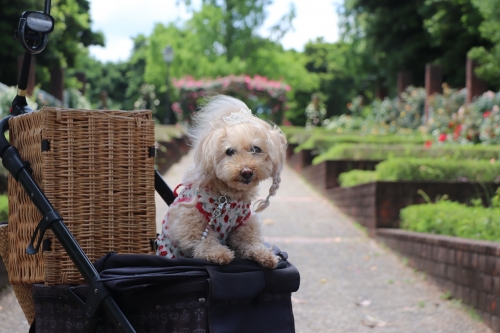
(156, 184, 252, 259)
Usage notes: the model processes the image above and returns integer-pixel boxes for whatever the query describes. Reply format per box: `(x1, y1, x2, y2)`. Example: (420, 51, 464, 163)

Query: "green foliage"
(340, 0, 488, 92)
(368, 86, 426, 134)
(280, 126, 318, 144)
(0, 0, 104, 89)
(338, 157, 500, 187)
(323, 115, 365, 133)
(0, 85, 37, 116)
(296, 132, 426, 154)
(143, 3, 319, 120)
(154, 125, 186, 142)
(468, 0, 500, 87)
(338, 170, 377, 188)
(400, 198, 500, 242)
(0, 195, 8, 222)
(376, 158, 500, 182)
(299, 39, 376, 120)
(313, 143, 500, 165)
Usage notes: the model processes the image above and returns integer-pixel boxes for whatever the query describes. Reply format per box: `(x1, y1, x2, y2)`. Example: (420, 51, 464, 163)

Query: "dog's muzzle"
(239, 167, 254, 184)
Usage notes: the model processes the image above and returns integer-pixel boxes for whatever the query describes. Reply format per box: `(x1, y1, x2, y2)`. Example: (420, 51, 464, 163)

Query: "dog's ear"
(267, 127, 287, 176)
(192, 127, 226, 176)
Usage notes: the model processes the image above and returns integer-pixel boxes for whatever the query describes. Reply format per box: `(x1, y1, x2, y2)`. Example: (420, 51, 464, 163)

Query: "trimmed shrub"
(313, 143, 500, 165)
(0, 195, 7, 221)
(376, 158, 500, 182)
(338, 170, 377, 188)
(155, 125, 186, 142)
(338, 157, 500, 187)
(295, 133, 426, 154)
(400, 201, 500, 242)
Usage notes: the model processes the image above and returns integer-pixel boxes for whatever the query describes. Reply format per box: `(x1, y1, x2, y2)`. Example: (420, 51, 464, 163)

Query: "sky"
(87, 0, 340, 63)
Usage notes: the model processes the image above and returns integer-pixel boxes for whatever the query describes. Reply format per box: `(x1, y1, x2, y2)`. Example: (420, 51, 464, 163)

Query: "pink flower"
(424, 141, 432, 148)
(438, 133, 447, 142)
(483, 111, 492, 118)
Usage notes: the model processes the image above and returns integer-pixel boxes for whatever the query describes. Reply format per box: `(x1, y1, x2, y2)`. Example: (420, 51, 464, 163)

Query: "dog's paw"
(205, 247, 235, 265)
(250, 248, 279, 269)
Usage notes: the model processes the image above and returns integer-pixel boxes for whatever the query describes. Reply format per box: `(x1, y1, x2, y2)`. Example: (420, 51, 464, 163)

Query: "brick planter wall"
(377, 229, 500, 332)
(302, 160, 380, 191)
(0, 174, 7, 194)
(156, 137, 189, 175)
(326, 181, 500, 235)
(0, 257, 7, 290)
(287, 149, 315, 173)
(286, 143, 298, 159)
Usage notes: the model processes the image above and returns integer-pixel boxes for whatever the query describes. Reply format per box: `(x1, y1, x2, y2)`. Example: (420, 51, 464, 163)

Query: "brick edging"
(377, 228, 500, 332)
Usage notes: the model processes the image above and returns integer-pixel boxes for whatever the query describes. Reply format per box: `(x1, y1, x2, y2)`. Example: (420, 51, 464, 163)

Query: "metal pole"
(164, 62, 171, 124)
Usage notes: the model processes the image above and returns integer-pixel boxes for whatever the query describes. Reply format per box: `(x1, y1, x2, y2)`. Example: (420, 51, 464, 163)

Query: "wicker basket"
(8, 108, 157, 285)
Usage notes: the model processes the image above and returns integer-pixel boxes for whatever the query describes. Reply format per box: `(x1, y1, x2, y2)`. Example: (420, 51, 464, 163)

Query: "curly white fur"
(157, 95, 288, 268)
(183, 95, 287, 209)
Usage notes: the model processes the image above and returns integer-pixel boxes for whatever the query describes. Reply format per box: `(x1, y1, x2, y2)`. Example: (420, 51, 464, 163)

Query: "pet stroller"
(0, 1, 300, 332)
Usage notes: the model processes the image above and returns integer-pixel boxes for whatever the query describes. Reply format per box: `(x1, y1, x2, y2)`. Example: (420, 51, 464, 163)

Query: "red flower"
(424, 141, 432, 148)
(438, 133, 447, 142)
(453, 125, 463, 140)
(483, 111, 492, 118)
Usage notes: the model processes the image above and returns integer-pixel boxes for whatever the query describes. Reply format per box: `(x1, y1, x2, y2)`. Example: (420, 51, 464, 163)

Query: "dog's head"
(186, 95, 287, 206)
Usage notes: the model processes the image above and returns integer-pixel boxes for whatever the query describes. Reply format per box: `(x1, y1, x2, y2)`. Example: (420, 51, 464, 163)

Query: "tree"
(468, 0, 500, 88)
(302, 38, 378, 119)
(340, 0, 488, 94)
(143, 3, 319, 123)
(0, 0, 38, 85)
(0, 0, 104, 90)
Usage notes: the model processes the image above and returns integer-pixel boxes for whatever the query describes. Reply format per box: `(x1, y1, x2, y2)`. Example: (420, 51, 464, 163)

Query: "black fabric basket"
(32, 245, 300, 333)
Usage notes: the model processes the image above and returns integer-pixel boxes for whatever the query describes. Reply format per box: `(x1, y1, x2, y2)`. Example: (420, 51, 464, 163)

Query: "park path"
(0, 151, 493, 333)
(156, 152, 492, 333)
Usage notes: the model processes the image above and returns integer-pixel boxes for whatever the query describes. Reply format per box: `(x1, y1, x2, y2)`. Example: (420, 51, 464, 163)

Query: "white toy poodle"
(156, 95, 287, 268)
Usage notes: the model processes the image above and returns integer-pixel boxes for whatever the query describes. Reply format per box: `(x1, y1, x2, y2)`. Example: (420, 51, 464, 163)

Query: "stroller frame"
(3, 1, 176, 332)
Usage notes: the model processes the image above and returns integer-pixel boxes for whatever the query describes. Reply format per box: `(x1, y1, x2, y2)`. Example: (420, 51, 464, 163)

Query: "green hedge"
(281, 126, 328, 145)
(295, 132, 426, 154)
(400, 201, 500, 242)
(338, 157, 500, 187)
(155, 125, 186, 142)
(338, 170, 378, 188)
(314, 143, 500, 165)
(0, 195, 7, 221)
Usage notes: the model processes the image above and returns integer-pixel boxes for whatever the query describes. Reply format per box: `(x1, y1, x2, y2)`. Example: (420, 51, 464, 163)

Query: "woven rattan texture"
(8, 108, 156, 285)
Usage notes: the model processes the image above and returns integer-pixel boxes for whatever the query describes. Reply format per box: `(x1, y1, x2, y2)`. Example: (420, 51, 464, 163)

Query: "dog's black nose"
(240, 168, 253, 180)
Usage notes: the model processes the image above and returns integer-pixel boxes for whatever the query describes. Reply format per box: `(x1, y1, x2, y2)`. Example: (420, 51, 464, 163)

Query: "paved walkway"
(1, 151, 494, 332)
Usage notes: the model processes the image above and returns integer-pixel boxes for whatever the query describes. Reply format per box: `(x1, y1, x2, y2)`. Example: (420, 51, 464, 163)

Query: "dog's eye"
(251, 146, 261, 154)
(226, 148, 236, 156)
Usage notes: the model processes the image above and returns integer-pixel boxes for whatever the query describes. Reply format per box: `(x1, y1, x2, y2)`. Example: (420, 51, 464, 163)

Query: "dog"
(156, 95, 287, 268)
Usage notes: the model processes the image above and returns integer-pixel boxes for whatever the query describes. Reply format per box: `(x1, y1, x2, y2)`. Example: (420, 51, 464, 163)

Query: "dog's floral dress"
(156, 184, 252, 259)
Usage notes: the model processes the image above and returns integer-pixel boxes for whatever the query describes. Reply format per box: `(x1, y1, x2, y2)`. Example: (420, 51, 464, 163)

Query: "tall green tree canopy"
(142, 2, 319, 120)
(468, 0, 500, 88)
(0, 0, 103, 88)
(340, 0, 488, 94)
